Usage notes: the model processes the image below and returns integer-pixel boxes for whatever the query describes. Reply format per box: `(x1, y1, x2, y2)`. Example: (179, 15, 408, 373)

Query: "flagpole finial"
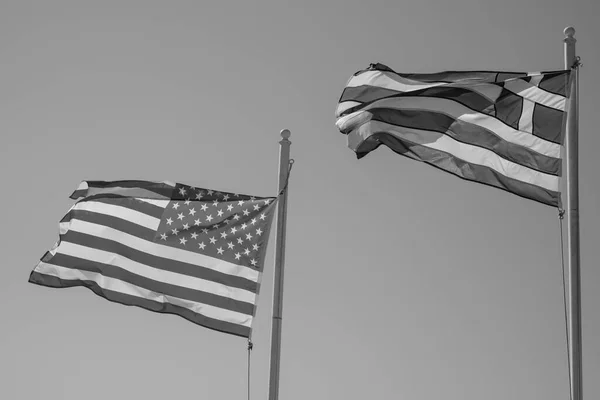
(280, 129, 291, 140)
(564, 26, 575, 38)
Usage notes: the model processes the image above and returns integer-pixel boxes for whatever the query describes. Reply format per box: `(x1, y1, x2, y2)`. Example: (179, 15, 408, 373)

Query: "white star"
(253, 204, 260, 211)
(242, 209, 250, 216)
(252, 244, 259, 251)
(177, 213, 185, 220)
(182, 223, 189, 230)
(224, 219, 231, 225)
(212, 200, 219, 207)
(227, 204, 234, 211)
(213, 223, 220, 229)
(194, 219, 201, 226)
(238, 200, 244, 206)
(217, 247, 224, 255)
(223, 194, 230, 201)
(166, 217, 173, 225)
(227, 242, 235, 249)
(250, 218, 257, 225)
(172, 202, 180, 210)
(184, 199, 191, 206)
(172, 228, 179, 235)
(202, 228, 209, 234)
(260, 213, 266, 220)
(199, 242, 206, 250)
(230, 227, 238, 234)
(207, 189, 214, 195)
(191, 232, 198, 239)
(241, 223, 248, 230)
(160, 233, 168, 240)
(217, 209, 224, 217)
(256, 228, 263, 236)
(209, 236, 217, 244)
(179, 237, 187, 245)
(201, 204, 208, 211)
(250, 259, 257, 266)
(250, 196, 256, 201)
(220, 232, 227, 239)
(245, 233, 253, 240)
(233, 214, 240, 221)
(264, 199, 272, 205)
(244, 248, 250, 255)
(179, 187, 187, 196)
(196, 191, 204, 200)
(234, 253, 241, 260)
(206, 215, 213, 222)
(189, 208, 196, 216)
(237, 237, 244, 244)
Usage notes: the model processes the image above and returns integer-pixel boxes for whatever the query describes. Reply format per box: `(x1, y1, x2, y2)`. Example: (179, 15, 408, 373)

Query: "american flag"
(335, 63, 571, 206)
(29, 180, 278, 338)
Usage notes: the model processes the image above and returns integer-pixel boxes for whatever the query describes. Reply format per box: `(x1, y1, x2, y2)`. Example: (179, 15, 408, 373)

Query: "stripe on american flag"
(29, 180, 277, 338)
(335, 63, 571, 206)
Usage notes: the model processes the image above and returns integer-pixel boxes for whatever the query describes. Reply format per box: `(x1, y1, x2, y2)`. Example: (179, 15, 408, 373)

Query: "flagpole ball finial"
(564, 26, 575, 38)
(280, 129, 291, 140)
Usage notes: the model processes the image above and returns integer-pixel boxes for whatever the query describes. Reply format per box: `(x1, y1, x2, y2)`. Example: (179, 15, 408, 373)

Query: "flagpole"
(268, 129, 291, 400)
(563, 26, 582, 400)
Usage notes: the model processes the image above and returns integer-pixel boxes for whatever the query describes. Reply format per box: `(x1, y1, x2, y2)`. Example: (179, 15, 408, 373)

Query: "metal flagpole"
(268, 129, 292, 400)
(563, 26, 582, 400)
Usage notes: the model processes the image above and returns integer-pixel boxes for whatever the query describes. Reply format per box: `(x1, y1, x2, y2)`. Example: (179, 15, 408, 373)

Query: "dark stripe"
(368, 108, 560, 175)
(71, 189, 87, 199)
(496, 72, 528, 82)
(59, 230, 258, 293)
(70, 181, 175, 199)
(354, 131, 560, 207)
(79, 195, 165, 218)
(533, 103, 564, 144)
(41, 253, 255, 315)
(364, 63, 567, 84)
(395, 70, 500, 83)
(340, 86, 403, 105)
(341, 85, 495, 114)
(360, 64, 495, 84)
(28, 271, 250, 338)
(61, 210, 157, 241)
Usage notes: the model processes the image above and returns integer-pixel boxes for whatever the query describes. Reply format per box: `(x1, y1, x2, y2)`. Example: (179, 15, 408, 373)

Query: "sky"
(1, 1, 599, 399)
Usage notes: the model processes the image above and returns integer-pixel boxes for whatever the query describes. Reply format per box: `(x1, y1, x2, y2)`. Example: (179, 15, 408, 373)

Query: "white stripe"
(72, 201, 161, 230)
(137, 198, 170, 208)
(54, 241, 256, 304)
(504, 78, 566, 110)
(34, 263, 253, 327)
(348, 120, 559, 191)
(347, 70, 443, 91)
(86, 187, 171, 200)
(335, 101, 361, 117)
(337, 97, 561, 158)
(345, 70, 504, 103)
(518, 76, 544, 134)
(63, 218, 260, 282)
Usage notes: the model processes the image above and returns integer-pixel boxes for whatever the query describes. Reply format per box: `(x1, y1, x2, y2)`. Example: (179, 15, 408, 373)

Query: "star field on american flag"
(156, 183, 276, 271)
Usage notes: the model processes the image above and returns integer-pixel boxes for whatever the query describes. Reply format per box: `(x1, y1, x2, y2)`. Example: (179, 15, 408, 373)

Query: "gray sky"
(2, 1, 599, 399)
